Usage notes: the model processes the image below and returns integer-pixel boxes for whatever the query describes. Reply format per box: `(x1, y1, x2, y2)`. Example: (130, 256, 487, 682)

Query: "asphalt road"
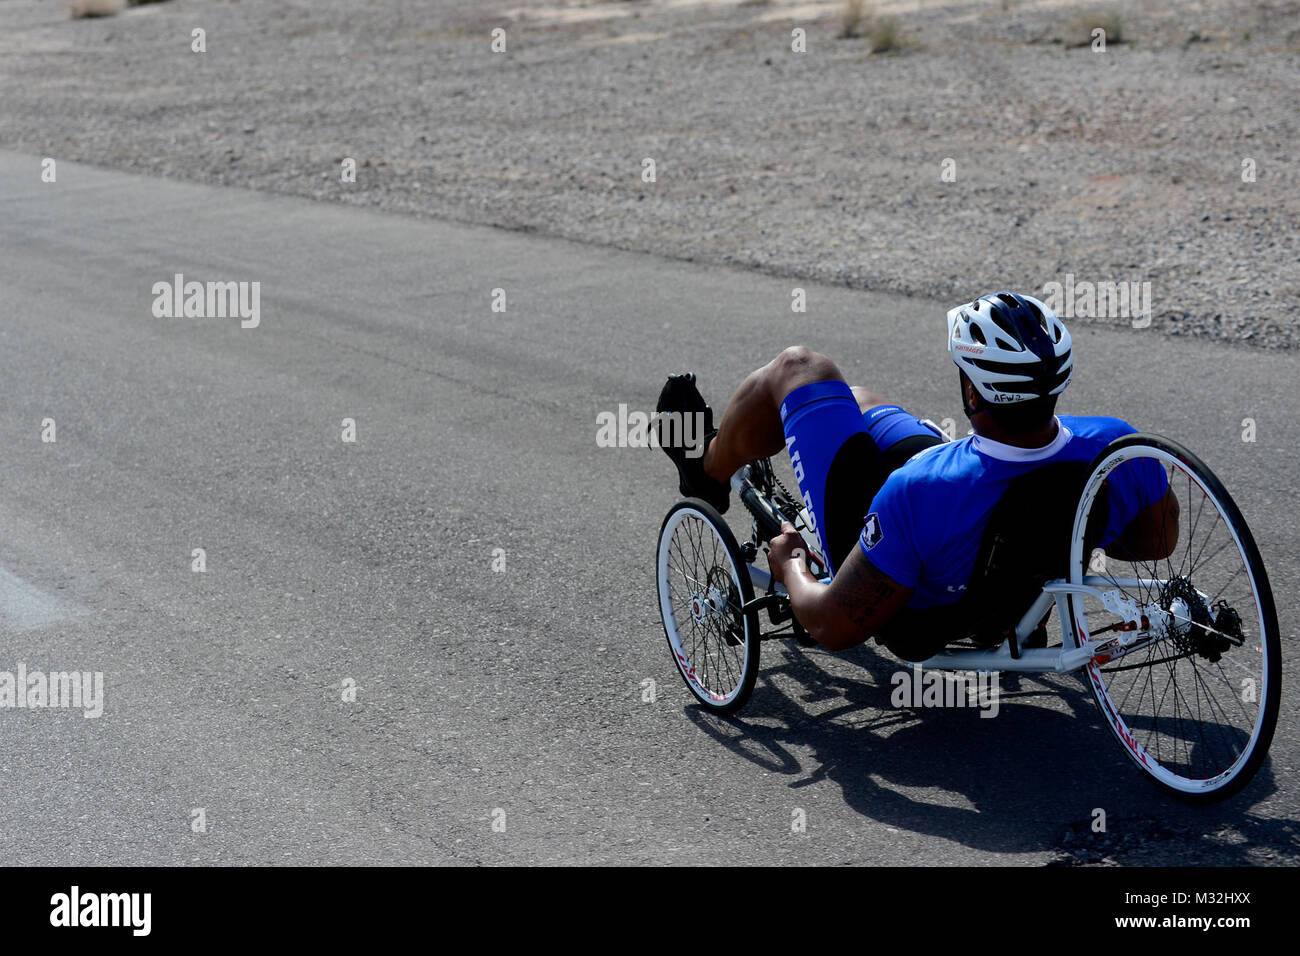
(1, 151, 1296, 865)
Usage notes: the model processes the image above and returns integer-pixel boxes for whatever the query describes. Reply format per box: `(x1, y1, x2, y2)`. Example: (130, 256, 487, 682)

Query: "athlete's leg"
(703, 346, 844, 483)
(850, 386, 890, 415)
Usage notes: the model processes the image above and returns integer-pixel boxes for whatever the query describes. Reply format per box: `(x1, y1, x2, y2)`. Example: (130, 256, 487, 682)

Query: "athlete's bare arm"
(1108, 487, 1181, 562)
(768, 522, 913, 650)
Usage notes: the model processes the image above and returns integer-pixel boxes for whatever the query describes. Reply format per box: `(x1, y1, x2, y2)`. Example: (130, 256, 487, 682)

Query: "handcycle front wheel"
(656, 498, 760, 714)
(1068, 434, 1281, 803)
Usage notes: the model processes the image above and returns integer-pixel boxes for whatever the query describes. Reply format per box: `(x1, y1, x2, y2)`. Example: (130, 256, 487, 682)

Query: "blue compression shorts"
(778, 380, 945, 575)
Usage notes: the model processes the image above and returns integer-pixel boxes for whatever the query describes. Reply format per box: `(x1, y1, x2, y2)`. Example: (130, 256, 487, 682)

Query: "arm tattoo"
(833, 551, 904, 634)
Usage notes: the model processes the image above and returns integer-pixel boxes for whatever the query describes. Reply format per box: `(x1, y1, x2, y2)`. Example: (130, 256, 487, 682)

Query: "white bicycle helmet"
(947, 292, 1073, 404)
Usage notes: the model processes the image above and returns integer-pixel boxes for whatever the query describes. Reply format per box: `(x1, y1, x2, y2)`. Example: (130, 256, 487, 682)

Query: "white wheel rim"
(657, 506, 749, 706)
(1069, 444, 1271, 794)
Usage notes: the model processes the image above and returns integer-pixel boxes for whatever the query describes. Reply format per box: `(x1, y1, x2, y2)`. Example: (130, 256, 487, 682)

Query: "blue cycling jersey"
(860, 416, 1168, 609)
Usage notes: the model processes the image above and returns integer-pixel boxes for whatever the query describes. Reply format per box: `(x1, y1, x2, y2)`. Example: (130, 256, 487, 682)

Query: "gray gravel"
(1, 0, 1298, 348)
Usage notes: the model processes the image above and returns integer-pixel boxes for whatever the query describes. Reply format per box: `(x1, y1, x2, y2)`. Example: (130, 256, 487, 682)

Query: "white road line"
(0, 568, 88, 632)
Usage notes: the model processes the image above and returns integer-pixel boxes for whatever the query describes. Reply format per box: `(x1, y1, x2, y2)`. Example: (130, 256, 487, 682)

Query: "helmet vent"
(1022, 298, 1046, 328)
(989, 310, 1019, 340)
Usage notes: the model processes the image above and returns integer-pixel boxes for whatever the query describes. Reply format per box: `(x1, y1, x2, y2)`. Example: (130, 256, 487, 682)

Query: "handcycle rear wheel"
(656, 498, 760, 714)
(1068, 434, 1281, 803)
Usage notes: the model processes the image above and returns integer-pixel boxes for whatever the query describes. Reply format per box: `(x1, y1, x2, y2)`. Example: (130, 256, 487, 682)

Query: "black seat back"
(875, 460, 1110, 661)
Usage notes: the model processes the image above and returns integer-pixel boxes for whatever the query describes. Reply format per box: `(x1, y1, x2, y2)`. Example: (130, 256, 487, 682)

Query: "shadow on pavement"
(684, 641, 1295, 864)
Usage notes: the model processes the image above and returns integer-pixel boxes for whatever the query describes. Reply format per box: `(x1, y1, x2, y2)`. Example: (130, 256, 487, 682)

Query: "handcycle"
(655, 433, 1281, 803)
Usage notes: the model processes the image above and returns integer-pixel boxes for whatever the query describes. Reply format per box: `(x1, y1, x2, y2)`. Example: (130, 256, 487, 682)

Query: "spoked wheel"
(1068, 434, 1281, 802)
(656, 499, 759, 714)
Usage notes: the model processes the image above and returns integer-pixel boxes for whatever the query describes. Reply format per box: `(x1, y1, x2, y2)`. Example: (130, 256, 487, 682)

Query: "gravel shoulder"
(2, 0, 1297, 348)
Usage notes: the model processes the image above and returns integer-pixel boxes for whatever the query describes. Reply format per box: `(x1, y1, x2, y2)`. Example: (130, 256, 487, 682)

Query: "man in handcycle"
(657, 292, 1181, 661)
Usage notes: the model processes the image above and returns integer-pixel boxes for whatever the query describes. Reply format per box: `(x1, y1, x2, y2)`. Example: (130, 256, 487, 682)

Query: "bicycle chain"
(768, 468, 803, 523)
